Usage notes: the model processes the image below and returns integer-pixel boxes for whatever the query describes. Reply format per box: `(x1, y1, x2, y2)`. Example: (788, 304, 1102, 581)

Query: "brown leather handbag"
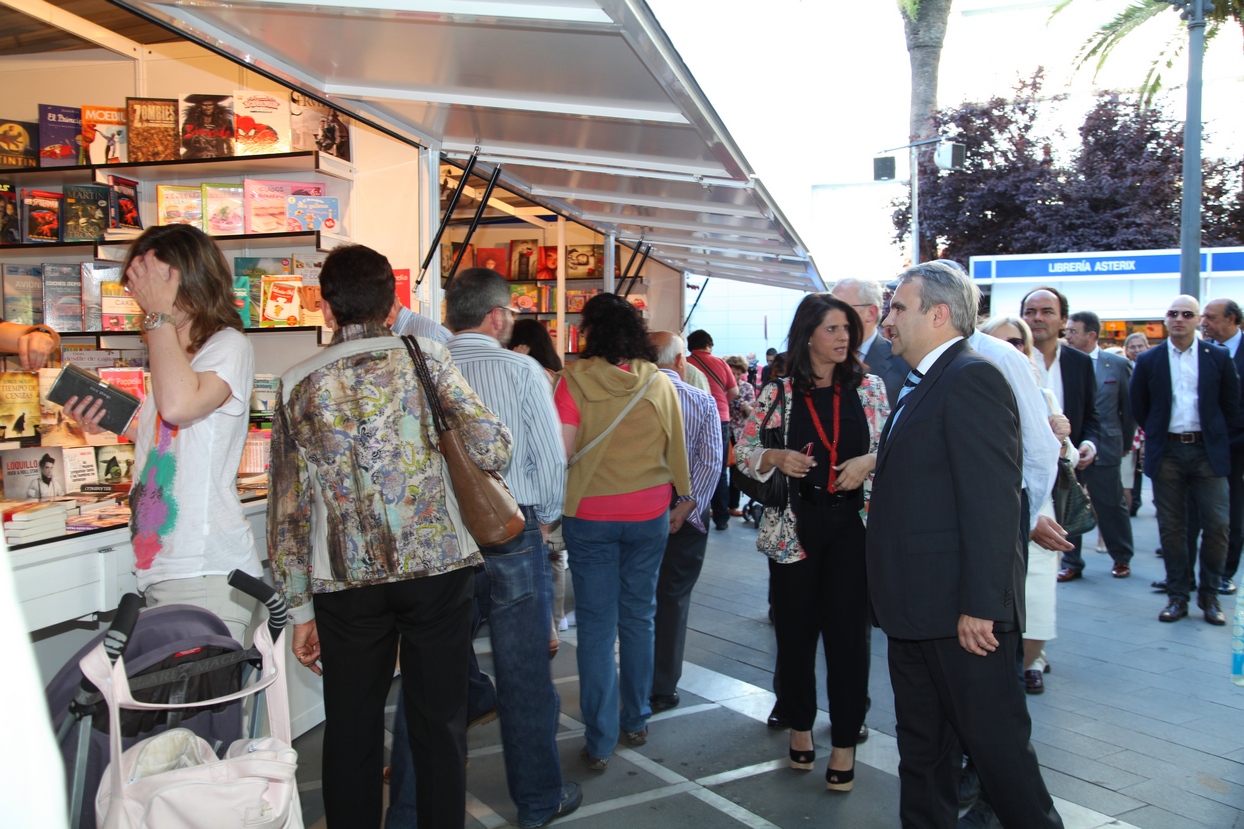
(402, 336, 525, 548)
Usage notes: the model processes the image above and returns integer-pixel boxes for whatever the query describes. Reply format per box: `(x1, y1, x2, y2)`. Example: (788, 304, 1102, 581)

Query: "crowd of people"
(55, 225, 1243, 829)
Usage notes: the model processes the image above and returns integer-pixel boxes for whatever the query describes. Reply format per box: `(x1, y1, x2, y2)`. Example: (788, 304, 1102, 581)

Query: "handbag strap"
(568, 370, 661, 468)
(402, 335, 448, 433)
(758, 380, 786, 433)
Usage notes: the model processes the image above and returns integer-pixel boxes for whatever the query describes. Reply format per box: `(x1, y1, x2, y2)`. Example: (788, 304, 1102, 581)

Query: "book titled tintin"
(0, 121, 39, 170)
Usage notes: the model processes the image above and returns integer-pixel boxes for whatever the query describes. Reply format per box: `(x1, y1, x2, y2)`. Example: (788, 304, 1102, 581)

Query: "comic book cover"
(0, 121, 38, 170)
(80, 263, 121, 331)
(289, 91, 351, 162)
(202, 182, 244, 235)
(0, 182, 18, 244)
(285, 195, 338, 232)
(80, 106, 127, 165)
(0, 374, 40, 442)
(476, 247, 508, 278)
(108, 175, 142, 230)
(233, 90, 290, 156)
(100, 281, 141, 331)
(37, 105, 82, 167)
(40, 263, 83, 332)
(126, 97, 178, 162)
(62, 184, 110, 242)
(21, 189, 62, 243)
(509, 239, 538, 281)
(155, 184, 202, 228)
(179, 94, 234, 159)
(2, 264, 41, 324)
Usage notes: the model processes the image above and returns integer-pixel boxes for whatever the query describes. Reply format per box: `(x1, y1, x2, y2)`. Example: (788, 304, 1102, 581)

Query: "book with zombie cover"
(37, 105, 81, 168)
(107, 175, 142, 230)
(202, 182, 244, 236)
(80, 263, 121, 331)
(41, 262, 83, 332)
(0, 120, 38, 170)
(61, 184, 110, 242)
(0, 181, 18, 244)
(80, 105, 127, 165)
(20, 189, 62, 243)
(125, 97, 178, 162)
(3, 264, 42, 324)
(233, 90, 290, 157)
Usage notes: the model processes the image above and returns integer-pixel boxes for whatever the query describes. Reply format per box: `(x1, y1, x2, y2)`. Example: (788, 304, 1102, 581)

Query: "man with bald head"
(831, 278, 907, 407)
(1132, 295, 1240, 625)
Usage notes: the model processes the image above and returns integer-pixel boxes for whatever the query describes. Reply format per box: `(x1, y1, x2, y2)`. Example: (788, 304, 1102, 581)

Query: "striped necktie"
(887, 368, 924, 436)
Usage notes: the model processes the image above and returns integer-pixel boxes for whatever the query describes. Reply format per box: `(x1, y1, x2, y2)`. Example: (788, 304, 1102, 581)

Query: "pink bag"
(78, 621, 302, 829)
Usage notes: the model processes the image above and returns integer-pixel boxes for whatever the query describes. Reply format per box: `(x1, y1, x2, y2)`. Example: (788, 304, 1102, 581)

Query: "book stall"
(1, 0, 821, 737)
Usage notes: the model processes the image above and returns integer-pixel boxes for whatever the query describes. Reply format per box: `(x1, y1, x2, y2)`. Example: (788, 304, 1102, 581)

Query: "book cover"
(62, 183, 110, 242)
(2, 447, 67, 500)
(450, 242, 475, 276)
(115, 349, 148, 369)
(242, 179, 291, 234)
(289, 92, 351, 161)
(96, 444, 135, 483)
(80, 105, 127, 165)
(60, 347, 120, 372)
(285, 195, 338, 232)
(126, 97, 178, 162)
(565, 245, 596, 279)
(232, 276, 251, 327)
(510, 283, 537, 313)
(46, 363, 141, 436)
(537, 284, 557, 313)
(61, 446, 98, 490)
(233, 90, 290, 156)
(107, 175, 142, 230)
(6, 525, 68, 545)
(179, 93, 234, 159)
(80, 263, 121, 331)
(202, 182, 244, 235)
(3, 264, 42, 324)
(98, 367, 146, 443)
(293, 255, 323, 327)
(509, 239, 538, 281)
(0, 375, 41, 442)
(536, 246, 558, 280)
(156, 184, 203, 228)
(100, 281, 141, 331)
(260, 275, 302, 327)
(236, 256, 291, 326)
(40, 262, 83, 332)
(21, 189, 62, 243)
(37, 105, 82, 167)
(0, 182, 18, 244)
(393, 267, 411, 310)
(0, 120, 38, 170)
(477, 247, 508, 278)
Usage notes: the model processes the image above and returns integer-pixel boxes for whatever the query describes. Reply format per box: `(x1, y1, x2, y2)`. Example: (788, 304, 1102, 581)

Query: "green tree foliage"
(892, 71, 1244, 261)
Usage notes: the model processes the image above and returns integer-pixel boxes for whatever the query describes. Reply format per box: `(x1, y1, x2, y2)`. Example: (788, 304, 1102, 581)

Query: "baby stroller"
(740, 496, 765, 527)
(49, 571, 300, 829)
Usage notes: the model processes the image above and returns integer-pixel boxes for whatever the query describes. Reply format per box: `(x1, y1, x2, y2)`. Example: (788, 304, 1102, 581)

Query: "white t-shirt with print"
(130, 328, 262, 590)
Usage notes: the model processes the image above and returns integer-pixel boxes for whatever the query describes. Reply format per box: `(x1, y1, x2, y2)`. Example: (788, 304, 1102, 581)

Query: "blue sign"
(992, 253, 1200, 278)
(1214, 252, 1244, 273)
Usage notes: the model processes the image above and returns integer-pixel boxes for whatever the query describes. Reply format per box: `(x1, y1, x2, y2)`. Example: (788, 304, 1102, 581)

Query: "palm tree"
(901, 0, 955, 139)
(1053, 0, 1244, 104)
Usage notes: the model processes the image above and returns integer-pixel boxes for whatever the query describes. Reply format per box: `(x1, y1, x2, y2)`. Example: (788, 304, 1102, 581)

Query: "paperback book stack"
(3, 501, 69, 546)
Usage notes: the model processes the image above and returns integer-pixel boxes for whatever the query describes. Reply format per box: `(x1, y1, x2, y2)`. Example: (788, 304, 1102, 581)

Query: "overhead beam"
(442, 173, 551, 230)
(1, 0, 142, 56)
(199, 0, 616, 25)
(575, 212, 777, 239)
(529, 187, 766, 218)
(441, 150, 747, 187)
(666, 253, 812, 276)
(619, 233, 799, 257)
(441, 142, 729, 179)
(684, 270, 813, 291)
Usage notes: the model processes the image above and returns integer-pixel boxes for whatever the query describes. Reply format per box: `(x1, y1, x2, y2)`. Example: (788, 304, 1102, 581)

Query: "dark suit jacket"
(861, 332, 908, 409)
(1057, 344, 1101, 450)
(867, 340, 1025, 641)
(1090, 349, 1135, 467)
(1132, 340, 1241, 478)
(1226, 340, 1244, 447)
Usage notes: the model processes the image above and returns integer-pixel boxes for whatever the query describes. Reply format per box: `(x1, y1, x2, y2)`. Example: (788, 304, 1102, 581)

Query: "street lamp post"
(1162, 0, 1214, 299)
(876, 136, 958, 265)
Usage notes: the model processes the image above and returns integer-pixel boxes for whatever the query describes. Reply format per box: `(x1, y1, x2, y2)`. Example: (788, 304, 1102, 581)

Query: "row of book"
(0, 176, 140, 245)
(509, 283, 602, 314)
(445, 241, 621, 281)
(1, 498, 131, 546)
(0, 91, 351, 171)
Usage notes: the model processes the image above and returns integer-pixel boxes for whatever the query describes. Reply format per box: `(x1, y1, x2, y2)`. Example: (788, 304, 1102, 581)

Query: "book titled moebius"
(46, 363, 141, 437)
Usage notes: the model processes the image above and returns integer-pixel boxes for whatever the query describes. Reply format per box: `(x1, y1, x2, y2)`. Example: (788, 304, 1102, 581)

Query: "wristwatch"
(142, 311, 176, 332)
(28, 325, 57, 339)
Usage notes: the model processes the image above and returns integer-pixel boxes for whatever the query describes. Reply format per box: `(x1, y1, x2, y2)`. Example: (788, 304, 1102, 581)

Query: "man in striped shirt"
(443, 267, 579, 827)
(648, 331, 723, 712)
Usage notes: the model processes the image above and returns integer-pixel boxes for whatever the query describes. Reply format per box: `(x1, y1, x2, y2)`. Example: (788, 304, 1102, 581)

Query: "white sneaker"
(565, 610, 577, 628)
(558, 616, 569, 632)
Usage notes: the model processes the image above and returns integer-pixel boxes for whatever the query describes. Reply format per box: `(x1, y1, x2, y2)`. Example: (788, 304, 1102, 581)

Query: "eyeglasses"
(494, 305, 516, 318)
(1006, 337, 1025, 349)
(1166, 310, 1197, 319)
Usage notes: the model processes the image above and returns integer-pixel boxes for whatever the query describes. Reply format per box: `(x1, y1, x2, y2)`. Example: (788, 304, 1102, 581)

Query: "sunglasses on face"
(1166, 310, 1197, 319)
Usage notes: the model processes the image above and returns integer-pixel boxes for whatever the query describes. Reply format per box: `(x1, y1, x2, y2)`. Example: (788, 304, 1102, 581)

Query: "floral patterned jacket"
(267, 324, 512, 623)
(734, 375, 890, 564)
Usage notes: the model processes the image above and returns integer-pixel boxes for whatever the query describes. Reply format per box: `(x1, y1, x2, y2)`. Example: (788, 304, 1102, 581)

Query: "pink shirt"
(689, 350, 736, 421)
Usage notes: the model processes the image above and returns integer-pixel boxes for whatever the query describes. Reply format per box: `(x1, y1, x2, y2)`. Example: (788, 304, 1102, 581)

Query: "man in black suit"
(1188, 298, 1244, 595)
(869, 261, 1062, 829)
(1021, 287, 1102, 583)
(1132, 295, 1239, 625)
(1064, 310, 1136, 578)
(830, 277, 907, 407)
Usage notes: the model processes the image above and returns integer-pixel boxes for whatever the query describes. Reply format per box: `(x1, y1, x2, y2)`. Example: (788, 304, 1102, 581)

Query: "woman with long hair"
(509, 317, 563, 377)
(554, 293, 691, 771)
(64, 224, 262, 642)
(735, 293, 889, 793)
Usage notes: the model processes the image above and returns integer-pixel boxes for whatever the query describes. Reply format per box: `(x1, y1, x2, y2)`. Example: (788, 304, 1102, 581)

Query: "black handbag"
(1053, 451, 1096, 537)
(729, 381, 788, 509)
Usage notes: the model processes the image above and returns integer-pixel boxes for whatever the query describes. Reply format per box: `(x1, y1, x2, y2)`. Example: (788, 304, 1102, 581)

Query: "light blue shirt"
(392, 305, 451, 343)
(1221, 329, 1242, 359)
(446, 333, 566, 524)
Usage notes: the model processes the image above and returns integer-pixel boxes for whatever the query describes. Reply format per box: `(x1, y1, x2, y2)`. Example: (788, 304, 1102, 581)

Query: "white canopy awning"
(108, 0, 822, 291)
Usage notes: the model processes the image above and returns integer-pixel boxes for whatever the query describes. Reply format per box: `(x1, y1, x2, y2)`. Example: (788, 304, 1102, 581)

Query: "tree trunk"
(903, 0, 954, 140)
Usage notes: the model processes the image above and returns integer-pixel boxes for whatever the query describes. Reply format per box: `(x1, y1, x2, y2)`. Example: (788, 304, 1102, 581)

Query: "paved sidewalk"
(295, 493, 1244, 828)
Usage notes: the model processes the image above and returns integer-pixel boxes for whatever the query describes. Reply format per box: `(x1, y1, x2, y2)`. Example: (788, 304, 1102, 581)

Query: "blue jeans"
(1153, 441, 1229, 602)
(564, 510, 670, 759)
(388, 507, 563, 828)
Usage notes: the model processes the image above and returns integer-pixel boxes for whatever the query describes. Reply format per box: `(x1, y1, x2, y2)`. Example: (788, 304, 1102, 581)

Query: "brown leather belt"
(1169, 432, 1203, 444)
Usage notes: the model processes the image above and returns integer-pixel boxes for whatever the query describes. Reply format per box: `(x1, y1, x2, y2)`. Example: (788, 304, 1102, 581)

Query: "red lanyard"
(805, 385, 841, 492)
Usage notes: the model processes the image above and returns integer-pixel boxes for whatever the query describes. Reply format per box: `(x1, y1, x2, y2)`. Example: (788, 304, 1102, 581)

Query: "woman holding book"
(63, 224, 261, 643)
(734, 293, 889, 793)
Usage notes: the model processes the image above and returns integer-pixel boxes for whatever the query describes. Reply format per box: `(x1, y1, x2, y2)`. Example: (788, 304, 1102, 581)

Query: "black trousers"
(314, 566, 474, 829)
(888, 631, 1063, 829)
(768, 496, 869, 747)
(1186, 442, 1244, 582)
(710, 421, 731, 526)
(652, 509, 711, 695)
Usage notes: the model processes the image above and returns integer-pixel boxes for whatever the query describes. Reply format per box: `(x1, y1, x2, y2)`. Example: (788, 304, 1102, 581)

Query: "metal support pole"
(603, 232, 616, 293)
(442, 163, 501, 291)
(415, 149, 477, 289)
(910, 144, 921, 266)
(682, 277, 709, 331)
(1172, 0, 1210, 299)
